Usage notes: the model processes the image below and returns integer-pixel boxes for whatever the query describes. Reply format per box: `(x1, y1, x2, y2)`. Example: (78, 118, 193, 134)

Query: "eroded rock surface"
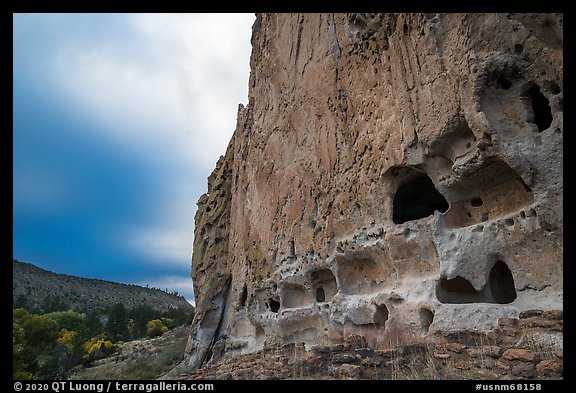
(180, 312, 563, 380)
(186, 13, 563, 374)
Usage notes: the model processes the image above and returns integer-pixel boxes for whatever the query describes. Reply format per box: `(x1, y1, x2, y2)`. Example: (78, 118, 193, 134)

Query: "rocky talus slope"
(185, 13, 563, 379)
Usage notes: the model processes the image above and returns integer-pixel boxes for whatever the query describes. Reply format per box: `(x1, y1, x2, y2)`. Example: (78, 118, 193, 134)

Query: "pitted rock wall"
(186, 13, 563, 370)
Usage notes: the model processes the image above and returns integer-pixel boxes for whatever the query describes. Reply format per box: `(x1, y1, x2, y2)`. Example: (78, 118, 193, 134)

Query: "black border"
(6, 3, 569, 391)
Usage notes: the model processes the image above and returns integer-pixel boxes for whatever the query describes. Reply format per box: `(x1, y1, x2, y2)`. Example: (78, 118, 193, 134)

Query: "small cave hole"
(239, 285, 248, 308)
(392, 171, 449, 224)
(514, 44, 524, 55)
(316, 287, 326, 302)
(419, 308, 434, 334)
(497, 76, 512, 90)
(470, 197, 483, 207)
(268, 298, 280, 313)
(504, 218, 515, 227)
(374, 304, 389, 324)
(288, 239, 296, 257)
(527, 84, 553, 132)
(403, 228, 411, 239)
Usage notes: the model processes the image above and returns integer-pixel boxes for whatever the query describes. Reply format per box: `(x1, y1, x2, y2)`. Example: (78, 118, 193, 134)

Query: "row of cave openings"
(239, 258, 516, 318)
(238, 268, 340, 314)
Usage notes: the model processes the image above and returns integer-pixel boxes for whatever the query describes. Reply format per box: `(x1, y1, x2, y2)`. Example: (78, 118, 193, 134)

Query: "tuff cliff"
(186, 13, 563, 373)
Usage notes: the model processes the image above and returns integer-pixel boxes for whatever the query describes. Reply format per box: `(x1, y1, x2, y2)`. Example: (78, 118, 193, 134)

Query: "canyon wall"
(186, 13, 563, 370)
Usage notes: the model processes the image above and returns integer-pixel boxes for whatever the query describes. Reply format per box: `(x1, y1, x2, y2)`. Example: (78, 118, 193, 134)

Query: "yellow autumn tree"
(83, 337, 114, 363)
(145, 319, 168, 337)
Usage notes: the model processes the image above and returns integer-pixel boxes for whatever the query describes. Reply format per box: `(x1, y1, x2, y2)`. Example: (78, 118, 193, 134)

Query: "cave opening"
(239, 284, 248, 308)
(443, 159, 534, 228)
(436, 275, 484, 304)
(374, 304, 389, 324)
(268, 298, 280, 313)
(436, 260, 517, 304)
(470, 197, 483, 207)
(311, 268, 338, 301)
(527, 84, 552, 132)
(337, 256, 386, 295)
(393, 172, 449, 224)
(487, 260, 517, 304)
(419, 308, 434, 334)
(281, 284, 311, 309)
(497, 76, 512, 90)
(316, 287, 326, 302)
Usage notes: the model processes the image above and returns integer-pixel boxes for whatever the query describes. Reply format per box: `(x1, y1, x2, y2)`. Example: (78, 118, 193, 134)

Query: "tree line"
(13, 302, 193, 379)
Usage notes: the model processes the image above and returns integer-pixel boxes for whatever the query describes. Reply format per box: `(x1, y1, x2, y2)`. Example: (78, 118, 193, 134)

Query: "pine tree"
(106, 303, 129, 341)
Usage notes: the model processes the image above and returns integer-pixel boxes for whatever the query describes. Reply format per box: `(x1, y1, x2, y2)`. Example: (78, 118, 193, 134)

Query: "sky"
(13, 13, 256, 305)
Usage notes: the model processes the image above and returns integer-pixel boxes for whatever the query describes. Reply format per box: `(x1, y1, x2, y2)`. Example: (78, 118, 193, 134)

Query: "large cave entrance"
(392, 171, 449, 224)
(487, 260, 517, 304)
(311, 268, 338, 302)
(436, 260, 517, 304)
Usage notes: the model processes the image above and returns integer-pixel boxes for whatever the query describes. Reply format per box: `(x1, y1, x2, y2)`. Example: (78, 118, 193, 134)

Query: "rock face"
(186, 13, 563, 371)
